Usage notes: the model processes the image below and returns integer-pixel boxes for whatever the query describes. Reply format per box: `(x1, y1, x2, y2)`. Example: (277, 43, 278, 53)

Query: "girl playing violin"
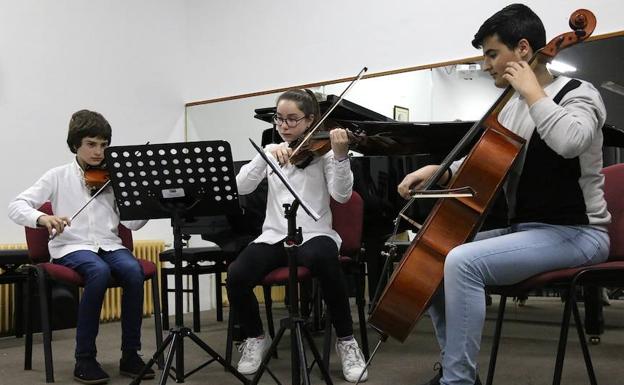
(227, 89, 368, 382)
(398, 5, 610, 385)
(8, 109, 153, 384)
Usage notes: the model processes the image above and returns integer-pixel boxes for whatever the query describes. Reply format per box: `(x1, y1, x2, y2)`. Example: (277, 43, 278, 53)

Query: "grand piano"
(253, 95, 475, 299)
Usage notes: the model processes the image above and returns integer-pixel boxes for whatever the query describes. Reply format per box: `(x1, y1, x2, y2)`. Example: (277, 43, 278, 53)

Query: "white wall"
(431, 66, 503, 121)
(185, 0, 623, 103)
(0, 1, 188, 244)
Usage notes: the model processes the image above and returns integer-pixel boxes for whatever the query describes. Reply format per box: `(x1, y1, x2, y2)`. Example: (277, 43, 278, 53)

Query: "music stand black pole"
(246, 139, 333, 385)
(103, 141, 248, 385)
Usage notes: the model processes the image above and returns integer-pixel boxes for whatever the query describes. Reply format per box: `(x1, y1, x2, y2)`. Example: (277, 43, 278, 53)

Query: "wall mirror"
(186, 32, 624, 162)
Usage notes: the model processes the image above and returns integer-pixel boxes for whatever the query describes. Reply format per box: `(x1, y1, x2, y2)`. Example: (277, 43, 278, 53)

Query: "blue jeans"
(427, 223, 609, 385)
(54, 248, 145, 359)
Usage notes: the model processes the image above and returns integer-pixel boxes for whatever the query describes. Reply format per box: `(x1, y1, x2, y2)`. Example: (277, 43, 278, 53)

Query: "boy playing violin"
(8, 109, 153, 384)
(398, 4, 610, 385)
(227, 89, 369, 382)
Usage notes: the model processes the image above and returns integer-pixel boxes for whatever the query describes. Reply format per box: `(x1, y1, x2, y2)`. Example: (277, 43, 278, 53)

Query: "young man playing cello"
(8, 110, 154, 384)
(397, 4, 610, 385)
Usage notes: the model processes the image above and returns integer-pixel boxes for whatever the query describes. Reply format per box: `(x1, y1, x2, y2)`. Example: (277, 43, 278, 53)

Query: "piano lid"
(340, 120, 474, 156)
(254, 94, 394, 124)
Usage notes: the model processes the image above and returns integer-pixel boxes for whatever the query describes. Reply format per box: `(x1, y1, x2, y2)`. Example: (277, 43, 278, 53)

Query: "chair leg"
(160, 268, 170, 331)
(15, 279, 24, 338)
(150, 274, 164, 369)
(323, 305, 332, 372)
(312, 279, 323, 331)
(354, 266, 370, 360)
(553, 289, 576, 385)
(263, 285, 278, 358)
(215, 269, 224, 322)
(263, 285, 275, 339)
(571, 297, 598, 385)
(24, 269, 33, 371)
(36, 267, 54, 383)
(486, 295, 508, 385)
(192, 268, 201, 332)
(225, 307, 235, 367)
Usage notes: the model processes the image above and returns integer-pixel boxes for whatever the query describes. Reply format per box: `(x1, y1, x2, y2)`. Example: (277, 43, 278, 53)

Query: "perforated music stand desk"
(105, 141, 248, 384)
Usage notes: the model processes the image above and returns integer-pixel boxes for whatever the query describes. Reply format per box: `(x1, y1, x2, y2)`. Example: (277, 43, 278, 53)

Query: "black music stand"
(246, 139, 333, 385)
(103, 141, 248, 385)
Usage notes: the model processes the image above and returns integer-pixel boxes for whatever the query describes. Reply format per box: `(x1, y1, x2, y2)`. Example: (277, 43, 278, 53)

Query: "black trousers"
(226, 236, 354, 338)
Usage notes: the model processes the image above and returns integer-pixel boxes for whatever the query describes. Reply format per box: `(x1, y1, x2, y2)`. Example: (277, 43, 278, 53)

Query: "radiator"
(0, 243, 27, 336)
(0, 240, 165, 335)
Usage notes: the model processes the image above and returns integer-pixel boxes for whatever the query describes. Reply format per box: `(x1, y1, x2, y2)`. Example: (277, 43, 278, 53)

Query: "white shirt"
(7, 160, 147, 260)
(236, 144, 353, 248)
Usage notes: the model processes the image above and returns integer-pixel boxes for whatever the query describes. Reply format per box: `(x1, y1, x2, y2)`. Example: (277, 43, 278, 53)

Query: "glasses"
(272, 114, 307, 128)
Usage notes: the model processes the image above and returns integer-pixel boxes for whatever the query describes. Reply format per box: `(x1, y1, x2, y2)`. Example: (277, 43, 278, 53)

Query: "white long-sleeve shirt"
(8, 160, 147, 260)
(236, 144, 353, 248)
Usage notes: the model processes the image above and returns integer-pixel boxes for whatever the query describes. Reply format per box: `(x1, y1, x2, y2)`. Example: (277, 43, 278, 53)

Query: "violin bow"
(289, 67, 368, 161)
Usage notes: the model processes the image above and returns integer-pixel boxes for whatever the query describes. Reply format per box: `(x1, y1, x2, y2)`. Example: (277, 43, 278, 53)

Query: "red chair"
(24, 202, 163, 383)
(486, 163, 624, 385)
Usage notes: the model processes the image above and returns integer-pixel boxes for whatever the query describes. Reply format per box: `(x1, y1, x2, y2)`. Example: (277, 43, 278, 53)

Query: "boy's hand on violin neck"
(270, 143, 293, 166)
(329, 128, 349, 159)
(37, 215, 71, 236)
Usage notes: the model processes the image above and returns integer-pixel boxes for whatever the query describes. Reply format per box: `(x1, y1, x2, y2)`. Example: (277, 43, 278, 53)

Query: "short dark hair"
(276, 89, 321, 128)
(472, 3, 546, 51)
(66, 110, 112, 153)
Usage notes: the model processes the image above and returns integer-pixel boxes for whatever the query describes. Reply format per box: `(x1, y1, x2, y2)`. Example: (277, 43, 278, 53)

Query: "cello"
(368, 9, 597, 343)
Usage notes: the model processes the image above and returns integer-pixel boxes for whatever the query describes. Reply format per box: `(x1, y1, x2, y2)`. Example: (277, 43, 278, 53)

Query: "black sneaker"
(420, 362, 482, 385)
(119, 351, 155, 379)
(74, 358, 110, 384)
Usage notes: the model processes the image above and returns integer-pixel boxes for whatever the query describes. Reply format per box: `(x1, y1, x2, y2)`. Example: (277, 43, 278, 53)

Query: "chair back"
(602, 163, 624, 260)
(330, 191, 364, 257)
(24, 202, 133, 263)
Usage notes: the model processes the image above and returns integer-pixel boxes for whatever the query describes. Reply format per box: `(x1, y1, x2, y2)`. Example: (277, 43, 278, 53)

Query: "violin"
(289, 127, 360, 168)
(84, 164, 110, 195)
(48, 165, 111, 241)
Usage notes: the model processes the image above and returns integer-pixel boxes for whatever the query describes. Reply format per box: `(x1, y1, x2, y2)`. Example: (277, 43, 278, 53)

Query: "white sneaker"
(237, 336, 271, 375)
(336, 338, 368, 382)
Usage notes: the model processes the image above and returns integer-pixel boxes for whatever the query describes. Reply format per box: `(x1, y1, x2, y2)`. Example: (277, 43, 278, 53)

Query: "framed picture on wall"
(393, 105, 409, 121)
